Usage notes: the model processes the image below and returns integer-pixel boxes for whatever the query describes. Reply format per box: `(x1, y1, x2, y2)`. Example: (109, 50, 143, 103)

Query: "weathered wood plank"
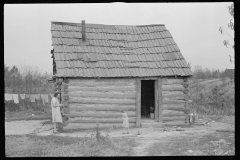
(68, 90, 136, 95)
(63, 123, 136, 131)
(66, 111, 136, 118)
(162, 86, 185, 91)
(68, 97, 136, 104)
(162, 112, 187, 117)
(67, 117, 136, 123)
(69, 103, 136, 108)
(163, 109, 185, 114)
(158, 78, 163, 122)
(68, 79, 135, 87)
(68, 92, 136, 99)
(162, 91, 184, 95)
(162, 103, 185, 108)
(141, 123, 164, 128)
(162, 78, 184, 85)
(68, 82, 135, 87)
(164, 120, 187, 126)
(70, 105, 136, 111)
(162, 99, 186, 104)
(162, 116, 186, 122)
(162, 105, 186, 111)
(68, 86, 136, 92)
(69, 78, 135, 84)
(136, 79, 141, 127)
(162, 84, 184, 88)
(162, 93, 186, 100)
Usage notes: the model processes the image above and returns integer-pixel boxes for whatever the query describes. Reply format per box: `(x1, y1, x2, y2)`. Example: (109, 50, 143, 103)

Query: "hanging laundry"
(35, 94, 41, 100)
(49, 94, 54, 99)
(41, 94, 49, 105)
(25, 94, 30, 99)
(5, 94, 13, 101)
(12, 94, 19, 104)
(20, 94, 26, 99)
(30, 94, 35, 102)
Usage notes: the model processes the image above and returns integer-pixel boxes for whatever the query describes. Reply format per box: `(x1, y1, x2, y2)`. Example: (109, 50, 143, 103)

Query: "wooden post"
(158, 78, 163, 122)
(154, 80, 159, 121)
(136, 79, 141, 127)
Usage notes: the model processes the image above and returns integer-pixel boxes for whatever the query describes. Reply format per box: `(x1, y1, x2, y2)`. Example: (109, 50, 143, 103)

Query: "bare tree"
(219, 3, 234, 63)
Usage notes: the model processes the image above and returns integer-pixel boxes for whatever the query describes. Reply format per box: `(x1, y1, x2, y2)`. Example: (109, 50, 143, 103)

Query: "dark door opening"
(141, 80, 155, 119)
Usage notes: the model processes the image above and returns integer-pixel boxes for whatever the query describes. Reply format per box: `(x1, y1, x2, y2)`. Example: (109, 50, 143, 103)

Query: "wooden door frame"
(136, 78, 162, 127)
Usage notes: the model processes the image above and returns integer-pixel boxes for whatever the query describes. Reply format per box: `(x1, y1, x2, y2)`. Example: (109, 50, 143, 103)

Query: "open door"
(141, 80, 158, 121)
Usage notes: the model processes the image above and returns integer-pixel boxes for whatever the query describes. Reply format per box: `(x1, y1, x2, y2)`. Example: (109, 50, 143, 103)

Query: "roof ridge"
(51, 21, 165, 27)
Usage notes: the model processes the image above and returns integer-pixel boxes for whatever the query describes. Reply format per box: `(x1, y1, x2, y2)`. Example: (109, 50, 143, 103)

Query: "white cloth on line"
(30, 95, 35, 102)
(12, 94, 19, 104)
(25, 94, 30, 99)
(41, 94, 49, 105)
(49, 94, 54, 99)
(35, 94, 41, 100)
(5, 94, 13, 101)
(20, 94, 25, 99)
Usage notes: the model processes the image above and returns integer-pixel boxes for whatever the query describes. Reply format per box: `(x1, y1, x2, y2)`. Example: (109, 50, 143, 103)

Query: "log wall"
(63, 78, 137, 131)
(161, 78, 190, 126)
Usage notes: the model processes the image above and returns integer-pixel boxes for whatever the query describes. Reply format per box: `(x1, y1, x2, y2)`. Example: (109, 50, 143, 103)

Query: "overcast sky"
(4, 3, 234, 74)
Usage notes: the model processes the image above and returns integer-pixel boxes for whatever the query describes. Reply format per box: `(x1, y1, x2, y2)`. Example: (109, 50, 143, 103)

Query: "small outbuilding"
(50, 20, 192, 131)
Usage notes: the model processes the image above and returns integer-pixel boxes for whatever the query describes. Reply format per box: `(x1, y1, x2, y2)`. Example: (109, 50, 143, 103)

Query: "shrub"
(189, 79, 234, 116)
(5, 101, 20, 112)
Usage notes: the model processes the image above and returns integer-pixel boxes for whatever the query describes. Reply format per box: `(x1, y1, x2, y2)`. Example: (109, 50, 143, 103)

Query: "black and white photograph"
(4, 2, 234, 156)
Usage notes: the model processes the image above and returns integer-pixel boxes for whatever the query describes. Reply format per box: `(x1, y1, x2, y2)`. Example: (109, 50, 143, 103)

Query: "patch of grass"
(146, 132, 235, 156)
(5, 110, 51, 122)
(5, 126, 136, 157)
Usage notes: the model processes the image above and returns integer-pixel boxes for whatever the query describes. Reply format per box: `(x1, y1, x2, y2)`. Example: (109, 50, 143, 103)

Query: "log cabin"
(50, 20, 193, 131)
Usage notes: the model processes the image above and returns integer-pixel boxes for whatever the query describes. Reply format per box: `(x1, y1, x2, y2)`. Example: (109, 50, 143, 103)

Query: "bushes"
(189, 79, 235, 116)
(5, 99, 49, 112)
(5, 101, 20, 112)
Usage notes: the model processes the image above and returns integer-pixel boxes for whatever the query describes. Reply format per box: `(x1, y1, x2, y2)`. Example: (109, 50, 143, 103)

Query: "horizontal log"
(69, 103, 135, 108)
(69, 97, 136, 104)
(162, 106, 185, 111)
(141, 123, 164, 128)
(63, 123, 136, 131)
(67, 117, 136, 123)
(163, 109, 185, 114)
(69, 78, 135, 84)
(162, 94, 186, 101)
(70, 105, 136, 111)
(68, 92, 136, 99)
(162, 78, 184, 85)
(163, 113, 187, 117)
(162, 116, 187, 122)
(163, 120, 187, 126)
(66, 111, 136, 118)
(162, 91, 185, 96)
(162, 99, 186, 104)
(162, 93, 186, 98)
(68, 82, 135, 87)
(162, 103, 185, 108)
(162, 86, 185, 91)
(68, 86, 136, 92)
(162, 83, 184, 88)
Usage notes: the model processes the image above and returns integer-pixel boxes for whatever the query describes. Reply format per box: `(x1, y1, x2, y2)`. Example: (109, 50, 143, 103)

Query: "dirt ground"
(5, 115, 235, 156)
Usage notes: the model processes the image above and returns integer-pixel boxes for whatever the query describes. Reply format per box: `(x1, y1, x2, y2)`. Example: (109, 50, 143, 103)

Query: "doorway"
(141, 80, 155, 121)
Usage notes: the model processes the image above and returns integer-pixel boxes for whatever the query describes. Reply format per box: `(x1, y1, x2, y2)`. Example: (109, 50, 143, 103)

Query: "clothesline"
(4, 93, 54, 104)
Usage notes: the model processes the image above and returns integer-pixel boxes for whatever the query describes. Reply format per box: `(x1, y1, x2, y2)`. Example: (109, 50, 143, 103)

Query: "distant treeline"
(191, 65, 233, 80)
(4, 63, 233, 94)
(4, 64, 54, 94)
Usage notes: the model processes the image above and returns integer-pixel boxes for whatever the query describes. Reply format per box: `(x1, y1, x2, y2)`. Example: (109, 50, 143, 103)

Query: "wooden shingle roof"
(50, 21, 192, 78)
